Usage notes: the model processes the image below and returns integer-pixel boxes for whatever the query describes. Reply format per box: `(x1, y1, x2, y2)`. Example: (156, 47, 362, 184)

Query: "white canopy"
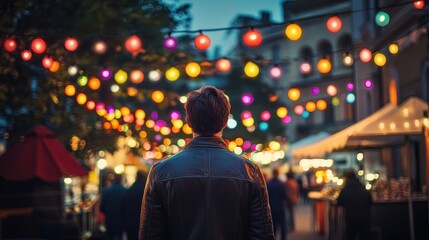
(345, 97, 428, 148)
(291, 97, 428, 158)
(291, 102, 397, 158)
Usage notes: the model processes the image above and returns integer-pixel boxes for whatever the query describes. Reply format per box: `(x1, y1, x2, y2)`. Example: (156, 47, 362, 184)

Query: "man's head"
(185, 85, 230, 136)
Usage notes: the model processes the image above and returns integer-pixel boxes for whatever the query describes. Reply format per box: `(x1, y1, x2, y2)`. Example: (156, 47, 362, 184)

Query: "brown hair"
(185, 85, 230, 135)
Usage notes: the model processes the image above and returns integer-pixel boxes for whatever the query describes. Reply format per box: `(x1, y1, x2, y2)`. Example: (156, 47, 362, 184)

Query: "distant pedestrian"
(267, 168, 288, 240)
(139, 85, 274, 240)
(100, 173, 126, 240)
(337, 169, 372, 240)
(284, 171, 299, 232)
(122, 170, 147, 240)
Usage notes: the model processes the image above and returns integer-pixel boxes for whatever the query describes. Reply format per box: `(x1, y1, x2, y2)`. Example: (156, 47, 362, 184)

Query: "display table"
(327, 198, 428, 240)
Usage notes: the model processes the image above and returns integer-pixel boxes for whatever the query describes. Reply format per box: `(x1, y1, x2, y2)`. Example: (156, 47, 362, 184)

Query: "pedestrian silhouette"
(100, 173, 126, 240)
(122, 170, 147, 240)
(337, 169, 373, 240)
(267, 168, 288, 240)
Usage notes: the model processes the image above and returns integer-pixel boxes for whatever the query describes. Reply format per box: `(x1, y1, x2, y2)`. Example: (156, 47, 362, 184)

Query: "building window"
(272, 45, 280, 63)
(299, 46, 313, 77)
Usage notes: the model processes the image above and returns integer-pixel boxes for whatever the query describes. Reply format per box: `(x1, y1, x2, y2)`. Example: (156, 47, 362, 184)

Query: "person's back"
(267, 169, 287, 240)
(122, 170, 147, 240)
(337, 170, 372, 240)
(139, 86, 274, 240)
(100, 174, 127, 239)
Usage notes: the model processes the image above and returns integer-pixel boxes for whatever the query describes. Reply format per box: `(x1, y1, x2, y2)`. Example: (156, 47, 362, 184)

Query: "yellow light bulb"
(185, 62, 201, 78)
(114, 69, 128, 84)
(317, 59, 332, 74)
(373, 52, 387, 66)
(285, 23, 302, 41)
(165, 67, 180, 81)
(244, 61, 259, 78)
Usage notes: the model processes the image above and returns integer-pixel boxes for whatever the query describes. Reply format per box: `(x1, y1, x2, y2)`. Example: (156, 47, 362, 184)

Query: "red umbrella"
(0, 125, 87, 182)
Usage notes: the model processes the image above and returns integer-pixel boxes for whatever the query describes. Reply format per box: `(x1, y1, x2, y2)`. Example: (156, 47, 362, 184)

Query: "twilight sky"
(177, 0, 283, 56)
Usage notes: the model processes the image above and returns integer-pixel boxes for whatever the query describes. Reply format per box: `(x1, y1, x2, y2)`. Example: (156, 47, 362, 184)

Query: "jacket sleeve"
(248, 166, 275, 240)
(139, 165, 167, 240)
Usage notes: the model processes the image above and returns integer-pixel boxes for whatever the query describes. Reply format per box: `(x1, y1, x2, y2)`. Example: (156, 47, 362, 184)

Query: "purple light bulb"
(163, 36, 178, 51)
(100, 69, 112, 80)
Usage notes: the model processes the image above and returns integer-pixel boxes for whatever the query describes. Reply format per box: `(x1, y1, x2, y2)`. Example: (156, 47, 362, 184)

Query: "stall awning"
(0, 125, 88, 182)
(345, 97, 428, 148)
(291, 103, 397, 158)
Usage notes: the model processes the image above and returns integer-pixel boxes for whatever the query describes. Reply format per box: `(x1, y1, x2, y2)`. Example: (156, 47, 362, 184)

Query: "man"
(139, 85, 274, 240)
(337, 170, 373, 240)
(122, 170, 147, 240)
(284, 171, 299, 232)
(100, 173, 126, 240)
(267, 168, 288, 240)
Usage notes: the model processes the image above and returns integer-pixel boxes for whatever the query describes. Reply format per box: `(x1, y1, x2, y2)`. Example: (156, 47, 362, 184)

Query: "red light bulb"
(194, 33, 211, 51)
(31, 38, 46, 54)
(64, 37, 79, 51)
(243, 29, 263, 47)
(21, 50, 32, 61)
(125, 35, 142, 54)
(42, 56, 53, 69)
(3, 38, 17, 52)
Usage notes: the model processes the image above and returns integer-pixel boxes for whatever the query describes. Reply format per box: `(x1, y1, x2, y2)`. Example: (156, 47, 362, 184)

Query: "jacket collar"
(184, 135, 227, 149)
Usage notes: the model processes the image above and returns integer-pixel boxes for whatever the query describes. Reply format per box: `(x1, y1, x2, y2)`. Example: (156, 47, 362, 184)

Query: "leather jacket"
(139, 136, 275, 240)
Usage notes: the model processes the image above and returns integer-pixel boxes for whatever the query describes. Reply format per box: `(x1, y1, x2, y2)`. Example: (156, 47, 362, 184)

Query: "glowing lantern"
(21, 50, 32, 61)
(364, 79, 373, 89)
(86, 101, 95, 110)
(127, 87, 138, 96)
(375, 11, 390, 27)
(149, 69, 161, 82)
(326, 16, 342, 33)
(276, 107, 288, 118)
(31, 38, 46, 54)
(242, 117, 254, 127)
(311, 87, 320, 95)
(241, 93, 254, 105)
(3, 38, 17, 52)
(294, 105, 304, 115)
(326, 85, 337, 96)
(152, 90, 164, 103)
(130, 70, 144, 83)
(346, 83, 354, 91)
(170, 111, 181, 120)
(183, 124, 193, 135)
(42, 56, 53, 69)
(135, 109, 146, 119)
(373, 52, 387, 67)
(346, 93, 356, 104)
(270, 65, 282, 78)
(114, 69, 128, 84)
(305, 101, 316, 112)
(93, 41, 107, 54)
(100, 68, 112, 80)
(49, 61, 60, 72)
(88, 77, 101, 90)
(120, 107, 131, 116)
(316, 99, 328, 111)
(282, 116, 292, 124)
(359, 48, 372, 63)
(185, 62, 201, 78)
(414, 0, 425, 9)
(343, 53, 353, 66)
(125, 35, 142, 54)
(68, 66, 78, 76)
(288, 88, 301, 101)
(317, 59, 332, 74)
(77, 75, 88, 86)
(243, 29, 263, 47)
(285, 23, 302, 41)
(216, 58, 231, 73)
(194, 33, 211, 51)
(388, 43, 399, 54)
(166, 66, 180, 81)
(244, 61, 259, 78)
(64, 37, 79, 51)
(76, 93, 87, 105)
(300, 62, 312, 74)
(65, 85, 76, 96)
(163, 35, 178, 51)
(260, 111, 271, 121)
(241, 111, 252, 119)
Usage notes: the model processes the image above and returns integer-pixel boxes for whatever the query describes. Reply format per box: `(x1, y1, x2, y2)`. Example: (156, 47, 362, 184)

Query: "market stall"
(0, 125, 88, 239)
(291, 97, 429, 240)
